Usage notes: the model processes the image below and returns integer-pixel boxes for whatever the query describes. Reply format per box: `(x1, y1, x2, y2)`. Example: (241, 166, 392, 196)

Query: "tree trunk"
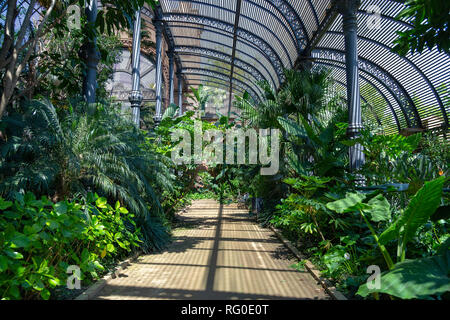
(0, 0, 56, 119)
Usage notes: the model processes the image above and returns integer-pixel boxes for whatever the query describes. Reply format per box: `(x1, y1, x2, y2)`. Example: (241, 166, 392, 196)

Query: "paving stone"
(93, 200, 330, 300)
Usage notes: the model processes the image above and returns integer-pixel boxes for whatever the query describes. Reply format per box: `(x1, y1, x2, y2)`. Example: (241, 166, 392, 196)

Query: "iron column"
(336, 0, 365, 176)
(168, 50, 175, 105)
(153, 20, 163, 125)
(177, 72, 183, 116)
(129, 8, 143, 127)
(83, 0, 99, 104)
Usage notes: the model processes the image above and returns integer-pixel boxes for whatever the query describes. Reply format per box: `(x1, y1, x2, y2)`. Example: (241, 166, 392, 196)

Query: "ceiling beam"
(228, 0, 242, 117)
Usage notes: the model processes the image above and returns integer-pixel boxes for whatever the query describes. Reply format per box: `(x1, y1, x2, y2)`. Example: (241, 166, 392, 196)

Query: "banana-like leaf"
(379, 176, 447, 245)
(162, 103, 179, 120)
(277, 117, 307, 139)
(286, 149, 309, 176)
(326, 193, 367, 213)
(367, 194, 391, 222)
(357, 250, 450, 299)
(298, 114, 321, 146)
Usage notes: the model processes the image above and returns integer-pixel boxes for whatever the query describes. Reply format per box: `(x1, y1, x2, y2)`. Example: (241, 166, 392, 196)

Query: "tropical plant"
(0, 0, 159, 118)
(393, 0, 450, 55)
(326, 176, 449, 299)
(34, 27, 122, 104)
(279, 111, 348, 178)
(0, 192, 141, 300)
(187, 85, 212, 116)
(0, 98, 173, 251)
(272, 176, 348, 244)
(357, 239, 450, 299)
(319, 235, 362, 281)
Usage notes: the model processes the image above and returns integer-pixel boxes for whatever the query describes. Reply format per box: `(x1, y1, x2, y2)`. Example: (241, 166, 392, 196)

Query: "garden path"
(93, 199, 330, 300)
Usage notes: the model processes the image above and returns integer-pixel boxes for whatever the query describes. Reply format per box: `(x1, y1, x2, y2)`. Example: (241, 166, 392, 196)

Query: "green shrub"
(0, 192, 141, 300)
(0, 99, 173, 251)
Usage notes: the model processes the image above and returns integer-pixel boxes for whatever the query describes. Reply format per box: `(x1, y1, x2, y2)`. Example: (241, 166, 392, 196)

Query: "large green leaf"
(298, 114, 321, 146)
(285, 148, 309, 176)
(326, 193, 367, 213)
(162, 103, 179, 120)
(379, 176, 446, 245)
(0, 198, 13, 210)
(0, 255, 8, 272)
(367, 194, 391, 222)
(357, 250, 450, 299)
(10, 232, 31, 249)
(277, 117, 307, 139)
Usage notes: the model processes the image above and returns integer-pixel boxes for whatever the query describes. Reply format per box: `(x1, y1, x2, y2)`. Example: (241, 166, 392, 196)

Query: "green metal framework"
(154, 0, 449, 135)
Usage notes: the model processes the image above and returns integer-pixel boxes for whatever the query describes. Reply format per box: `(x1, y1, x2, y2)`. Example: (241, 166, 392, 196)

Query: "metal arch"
(244, 0, 305, 53)
(332, 77, 400, 131)
(185, 80, 246, 96)
(313, 48, 422, 128)
(184, 73, 259, 103)
(316, 60, 404, 131)
(141, 6, 154, 19)
(162, 13, 285, 83)
(182, 67, 260, 97)
(174, 45, 276, 89)
(180, 60, 263, 97)
(178, 52, 267, 87)
(182, 67, 260, 102)
(163, 0, 298, 63)
(356, 9, 414, 29)
(168, 24, 278, 84)
(305, 0, 320, 28)
(326, 64, 402, 131)
(168, 25, 279, 86)
(333, 79, 383, 127)
(180, 59, 262, 94)
(326, 30, 448, 125)
(317, 59, 407, 130)
(165, 20, 283, 85)
(261, 0, 309, 50)
(303, 3, 339, 55)
(171, 35, 269, 83)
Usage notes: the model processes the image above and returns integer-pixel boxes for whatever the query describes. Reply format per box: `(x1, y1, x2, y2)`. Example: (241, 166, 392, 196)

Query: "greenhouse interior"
(0, 0, 449, 304)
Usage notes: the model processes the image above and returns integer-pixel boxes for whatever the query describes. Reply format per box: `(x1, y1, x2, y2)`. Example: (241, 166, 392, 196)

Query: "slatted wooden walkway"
(94, 199, 330, 300)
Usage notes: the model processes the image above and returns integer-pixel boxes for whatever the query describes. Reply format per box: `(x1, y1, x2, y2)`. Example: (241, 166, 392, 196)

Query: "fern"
(0, 99, 175, 251)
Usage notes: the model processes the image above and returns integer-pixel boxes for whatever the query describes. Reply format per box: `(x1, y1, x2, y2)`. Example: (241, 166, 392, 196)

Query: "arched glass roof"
(156, 0, 449, 134)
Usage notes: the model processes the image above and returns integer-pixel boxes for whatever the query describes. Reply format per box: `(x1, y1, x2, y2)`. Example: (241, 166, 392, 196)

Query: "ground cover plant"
(0, 192, 141, 300)
(0, 0, 449, 301)
(233, 66, 450, 300)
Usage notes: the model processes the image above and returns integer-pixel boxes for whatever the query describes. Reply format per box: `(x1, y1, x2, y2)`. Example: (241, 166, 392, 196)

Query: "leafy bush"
(272, 176, 349, 243)
(0, 192, 141, 300)
(327, 176, 449, 299)
(319, 235, 362, 281)
(0, 99, 173, 251)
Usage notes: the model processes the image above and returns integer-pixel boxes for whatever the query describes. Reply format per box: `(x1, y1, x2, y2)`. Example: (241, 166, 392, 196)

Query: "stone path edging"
(269, 226, 347, 300)
(74, 251, 142, 300)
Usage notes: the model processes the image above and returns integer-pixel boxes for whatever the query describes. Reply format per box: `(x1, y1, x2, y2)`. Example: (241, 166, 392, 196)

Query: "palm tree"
(187, 85, 212, 118)
(0, 98, 173, 251)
